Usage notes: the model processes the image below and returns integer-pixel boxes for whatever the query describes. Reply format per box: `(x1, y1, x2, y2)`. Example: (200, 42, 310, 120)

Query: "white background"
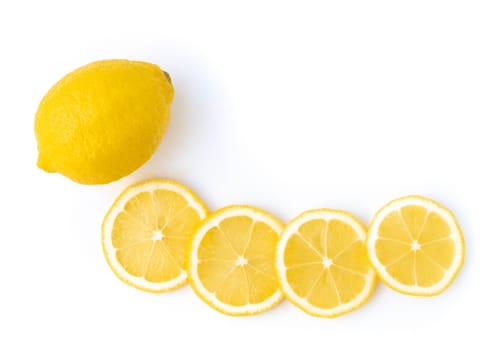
(1, 0, 494, 349)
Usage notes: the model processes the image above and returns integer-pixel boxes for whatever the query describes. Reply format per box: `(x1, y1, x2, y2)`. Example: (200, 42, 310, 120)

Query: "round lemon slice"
(276, 209, 376, 317)
(367, 195, 464, 296)
(102, 179, 207, 292)
(188, 206, 284, 315)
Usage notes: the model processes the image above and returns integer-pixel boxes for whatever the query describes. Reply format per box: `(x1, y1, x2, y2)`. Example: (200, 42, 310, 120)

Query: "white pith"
(102, 180, 207, 292)
(189, 207, 284, 314)
(276, 210, 376, 317)
(367, 197, 464, 295)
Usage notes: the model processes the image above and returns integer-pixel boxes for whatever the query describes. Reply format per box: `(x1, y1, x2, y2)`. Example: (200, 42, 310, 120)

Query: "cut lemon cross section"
(276, 209, 376, 318)
(188, 206, 284, 315)
(367, 195, 464, 296)
(102, 179, 207, 292)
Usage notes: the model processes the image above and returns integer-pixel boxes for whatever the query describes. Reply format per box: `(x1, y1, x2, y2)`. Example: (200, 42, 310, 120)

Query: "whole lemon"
(35, 59, 174, 184)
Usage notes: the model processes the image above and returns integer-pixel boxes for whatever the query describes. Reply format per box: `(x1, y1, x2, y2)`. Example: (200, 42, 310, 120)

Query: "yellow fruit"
(188, 206, 284, 315)
(35, 59, 174, 184)
(102, 179, 207, 292)
(367, 195, 464, 296)
(276, 209, 376, 318)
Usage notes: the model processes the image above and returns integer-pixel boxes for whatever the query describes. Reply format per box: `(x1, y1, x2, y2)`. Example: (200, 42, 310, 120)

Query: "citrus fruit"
(367, 195, 464, 296)
(35, 59, 174, 184)
(188, 206, 284, 315)
(276, 209, 376, 318)
(102, 179, 207, 292)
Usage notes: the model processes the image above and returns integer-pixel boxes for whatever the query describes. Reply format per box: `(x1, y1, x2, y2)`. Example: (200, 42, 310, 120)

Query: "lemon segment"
(102, 179, 207, 292)
(276, 209, 376, 318)
(188, 206, 284, 315)
(367, 195, 464, 296)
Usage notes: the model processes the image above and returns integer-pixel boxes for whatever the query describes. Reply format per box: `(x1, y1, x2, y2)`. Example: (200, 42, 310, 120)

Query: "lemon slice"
(188, 206, 284, 315)
(102, 179, 207, 292)
(276, 209, 376, 318)
(367, 195, 464, 296)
